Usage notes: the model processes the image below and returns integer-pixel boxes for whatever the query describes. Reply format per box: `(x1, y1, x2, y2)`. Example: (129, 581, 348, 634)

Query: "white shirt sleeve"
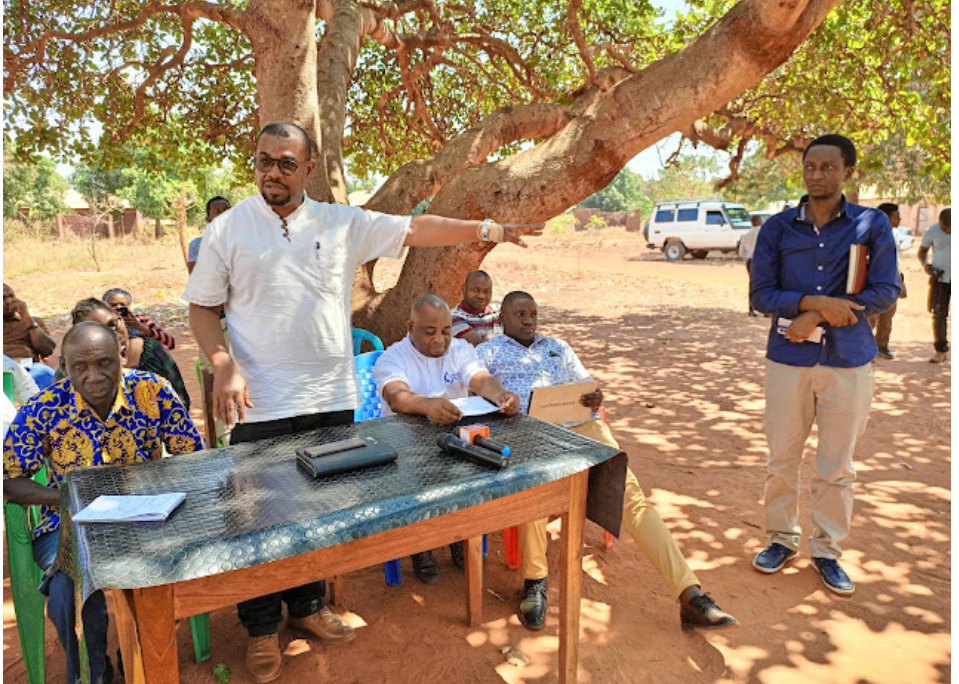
(373, 346, 413, 396)
(182, 220, 230, 307)
(560, 341, 592, 383)
(454, 340, 488, 386)
(921, 224, 938, 248)
(347, 207, 411, 267)
(3, 357, 39, 405)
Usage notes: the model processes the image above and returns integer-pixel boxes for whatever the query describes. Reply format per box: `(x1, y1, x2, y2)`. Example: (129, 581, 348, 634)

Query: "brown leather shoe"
(245, 634, 283, 683)
(288, 606, 356, 645)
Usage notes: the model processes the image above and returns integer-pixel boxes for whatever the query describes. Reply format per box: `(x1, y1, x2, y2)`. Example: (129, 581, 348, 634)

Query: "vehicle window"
(655, 210, 674, 222)
(706, 211, 725, 225)
(725, 206, 751, 223)
(677, 208, 698, 222)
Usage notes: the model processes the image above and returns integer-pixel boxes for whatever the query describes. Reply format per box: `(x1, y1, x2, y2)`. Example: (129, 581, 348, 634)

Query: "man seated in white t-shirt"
(373, 294, 520, 582)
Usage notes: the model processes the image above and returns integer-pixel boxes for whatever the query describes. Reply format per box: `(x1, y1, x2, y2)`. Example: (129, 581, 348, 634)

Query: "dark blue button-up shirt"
(750, 199, 900, 368)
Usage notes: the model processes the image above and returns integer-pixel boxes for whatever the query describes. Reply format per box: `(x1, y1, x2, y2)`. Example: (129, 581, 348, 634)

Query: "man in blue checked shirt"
(749, 134, 900, 595)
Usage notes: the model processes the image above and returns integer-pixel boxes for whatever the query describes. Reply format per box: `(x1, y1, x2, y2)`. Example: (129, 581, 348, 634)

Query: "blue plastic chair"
(351, 328, 384, 356)
(352, 353, 486, 585)
(352, 351, 403, 585)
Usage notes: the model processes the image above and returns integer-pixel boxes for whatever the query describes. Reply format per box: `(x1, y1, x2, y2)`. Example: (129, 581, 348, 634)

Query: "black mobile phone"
(116, 305, 130, 318)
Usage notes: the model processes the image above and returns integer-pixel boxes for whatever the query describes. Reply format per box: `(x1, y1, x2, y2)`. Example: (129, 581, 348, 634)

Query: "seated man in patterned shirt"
(451, 270, 501, 346)
(477, 291, 738, 633)
(3, 321, 204, 684)
(374, 294, 520, 582)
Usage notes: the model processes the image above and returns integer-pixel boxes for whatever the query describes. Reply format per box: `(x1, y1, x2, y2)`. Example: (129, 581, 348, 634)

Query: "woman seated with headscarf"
(61, 298, 190, 410)
(102, 287, 177, 350)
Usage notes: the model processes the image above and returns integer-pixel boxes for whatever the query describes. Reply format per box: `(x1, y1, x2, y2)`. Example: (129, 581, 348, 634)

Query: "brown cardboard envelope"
(528, 381, 598, 425)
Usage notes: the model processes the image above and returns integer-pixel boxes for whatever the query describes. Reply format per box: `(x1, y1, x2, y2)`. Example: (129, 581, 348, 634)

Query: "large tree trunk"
(246, 0, 332, 203)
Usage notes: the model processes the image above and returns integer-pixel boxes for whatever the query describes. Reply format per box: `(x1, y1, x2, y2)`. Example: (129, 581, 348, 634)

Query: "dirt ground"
(3, 228, 951, 683)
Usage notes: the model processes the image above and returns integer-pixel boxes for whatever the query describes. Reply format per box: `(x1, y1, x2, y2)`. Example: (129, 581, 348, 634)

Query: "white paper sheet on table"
(451, 396, 500, 417)
(73, 493, 187, 523)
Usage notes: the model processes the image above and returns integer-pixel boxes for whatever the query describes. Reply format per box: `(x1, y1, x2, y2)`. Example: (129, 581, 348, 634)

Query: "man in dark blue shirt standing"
(748, 134, 900, 596)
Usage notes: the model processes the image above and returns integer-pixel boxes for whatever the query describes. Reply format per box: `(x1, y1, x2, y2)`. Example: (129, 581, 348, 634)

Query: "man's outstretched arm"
(405, 216, 543, 249)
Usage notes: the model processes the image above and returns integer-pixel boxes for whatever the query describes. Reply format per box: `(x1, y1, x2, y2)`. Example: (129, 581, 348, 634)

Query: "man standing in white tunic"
(183, 121, 541, 683)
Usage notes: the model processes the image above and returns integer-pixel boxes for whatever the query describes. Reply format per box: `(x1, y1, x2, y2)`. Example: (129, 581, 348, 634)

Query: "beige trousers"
(518, 419, 699, 599)
(763, 360, 874, 559)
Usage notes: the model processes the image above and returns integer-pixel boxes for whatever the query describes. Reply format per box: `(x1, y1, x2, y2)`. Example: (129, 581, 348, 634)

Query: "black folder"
(295, 436, 398, 478)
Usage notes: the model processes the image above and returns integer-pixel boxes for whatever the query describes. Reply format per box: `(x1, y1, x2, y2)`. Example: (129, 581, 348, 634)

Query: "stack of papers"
(73, 493, 187, 523)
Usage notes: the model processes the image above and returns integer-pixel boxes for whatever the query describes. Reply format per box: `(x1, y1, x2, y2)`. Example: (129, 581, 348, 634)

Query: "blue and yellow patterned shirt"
(3, 369, 204, 539)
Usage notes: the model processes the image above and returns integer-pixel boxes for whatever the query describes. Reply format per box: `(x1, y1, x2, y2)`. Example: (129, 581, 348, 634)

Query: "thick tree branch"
(115, 15, 196, 141)
(757, 0, 811, 34)
(366, 102, 574, 215)
(567, 0, 597, 82)
(316, 0, 365, 204)
(423, 0, 843, 225)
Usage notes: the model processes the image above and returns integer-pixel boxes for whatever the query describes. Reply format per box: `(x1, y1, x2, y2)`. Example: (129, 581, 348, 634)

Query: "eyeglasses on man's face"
(254, 155, 304, 176)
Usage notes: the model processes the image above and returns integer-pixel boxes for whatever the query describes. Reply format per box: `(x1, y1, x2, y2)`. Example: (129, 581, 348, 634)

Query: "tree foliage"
(5, 0, 948, 203)
(577, 168, 651, 214)
(2, 139, 69, 219)
(684, 0, 950, 199)
(3, 0, 948, 340)
(71, 144, 255, 223)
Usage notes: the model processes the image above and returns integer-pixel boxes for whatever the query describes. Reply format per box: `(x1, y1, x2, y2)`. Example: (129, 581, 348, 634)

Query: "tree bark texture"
(132, 0, 841, 345)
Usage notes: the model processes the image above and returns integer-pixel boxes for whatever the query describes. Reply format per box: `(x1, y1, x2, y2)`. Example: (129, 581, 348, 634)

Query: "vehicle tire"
(664, 241, 686, 261)
(691, 250, 708, 260)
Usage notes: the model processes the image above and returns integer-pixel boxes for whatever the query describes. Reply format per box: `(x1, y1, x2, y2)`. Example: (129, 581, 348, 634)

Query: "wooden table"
(60, 414, 624, 684)
(113, 470, 589, 684)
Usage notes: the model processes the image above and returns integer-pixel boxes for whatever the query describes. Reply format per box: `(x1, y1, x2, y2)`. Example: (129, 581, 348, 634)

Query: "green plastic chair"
(2, 372, 211, 684)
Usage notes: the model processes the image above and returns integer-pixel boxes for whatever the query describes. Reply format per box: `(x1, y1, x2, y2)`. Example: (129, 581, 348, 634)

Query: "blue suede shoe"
(813, 557, 855, 595)
(752, 543, 798, 574)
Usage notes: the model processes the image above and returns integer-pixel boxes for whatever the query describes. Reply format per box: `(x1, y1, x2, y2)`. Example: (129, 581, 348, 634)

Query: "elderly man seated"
(373, 294, 520, 582)
(476, 291, 739, 632)
(3, 322, 204, 684)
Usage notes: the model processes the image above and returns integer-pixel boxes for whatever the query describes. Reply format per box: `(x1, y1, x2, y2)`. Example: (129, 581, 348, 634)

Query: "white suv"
(643, 200, 754, 261)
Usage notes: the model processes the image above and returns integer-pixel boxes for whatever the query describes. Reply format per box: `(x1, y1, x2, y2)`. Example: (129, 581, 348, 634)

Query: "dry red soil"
(3, 230, 951, 683)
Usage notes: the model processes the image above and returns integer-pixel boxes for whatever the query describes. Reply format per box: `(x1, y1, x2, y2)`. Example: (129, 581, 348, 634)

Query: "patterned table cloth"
(59, 413, 626, 600)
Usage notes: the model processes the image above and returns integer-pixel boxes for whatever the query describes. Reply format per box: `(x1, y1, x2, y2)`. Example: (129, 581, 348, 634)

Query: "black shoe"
(876, 347, 895, 360)
(680, 593, 739, 632)
(411, 551, 440, 584)
(518, 578, 547, 630)
(449, 541, 465, 570)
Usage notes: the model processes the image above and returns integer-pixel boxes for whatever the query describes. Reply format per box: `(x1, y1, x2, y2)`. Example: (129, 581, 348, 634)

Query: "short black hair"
(464, 270, 492, 285)
(876, 203, 899, 217)
(940, 208, 951, 228)
(802, 134, 857, 168)
(258, 121, 315, 160)
(71, 297, 113, 325)
(205, 196, 230, 216)
(502, 290, 535, 310)
(61, 321, 120, 358)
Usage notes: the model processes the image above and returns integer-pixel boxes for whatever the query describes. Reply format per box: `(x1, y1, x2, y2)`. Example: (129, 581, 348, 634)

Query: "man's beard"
(261, 189, 291, 206)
